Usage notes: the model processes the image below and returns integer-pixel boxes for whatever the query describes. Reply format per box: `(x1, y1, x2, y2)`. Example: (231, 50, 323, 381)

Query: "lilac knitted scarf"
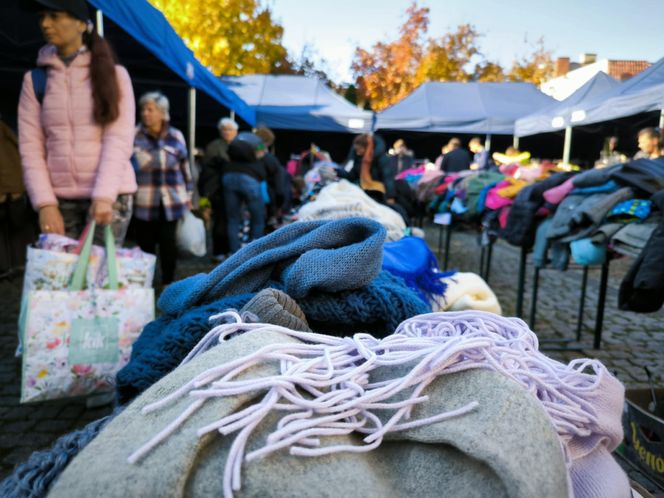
(128, 311, 624, 497)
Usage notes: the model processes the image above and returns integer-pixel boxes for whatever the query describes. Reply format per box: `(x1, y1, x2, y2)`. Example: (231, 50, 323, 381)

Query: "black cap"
(25, 0, 90, 21)
(229, 133, 266, 163)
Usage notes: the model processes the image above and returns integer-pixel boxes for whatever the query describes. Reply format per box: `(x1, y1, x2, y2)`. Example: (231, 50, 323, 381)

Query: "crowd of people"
(1, 0, 663, 291)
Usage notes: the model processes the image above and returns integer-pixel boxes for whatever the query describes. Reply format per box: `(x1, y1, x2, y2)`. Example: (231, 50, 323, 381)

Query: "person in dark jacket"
(441, 138, 472, 173)
(340, 134, 396, 203)
(254, 126, 287, 226)
(0, 118, 37, 277)
(469, 137, 491, 171)
(200, 117, 238, 261)
(619, 189, 664, 312)
(633, 127, 662, 160)
(389, 139, 415, 174)
(222, 132, 268, 254)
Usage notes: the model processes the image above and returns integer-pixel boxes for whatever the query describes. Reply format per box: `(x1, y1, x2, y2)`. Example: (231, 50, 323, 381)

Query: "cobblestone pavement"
(0, 229, 662, 495)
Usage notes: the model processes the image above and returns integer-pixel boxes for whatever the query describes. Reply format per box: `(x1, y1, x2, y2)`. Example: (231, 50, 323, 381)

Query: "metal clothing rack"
(435, 223, 610, 350)
(435, 221, 453, 271)
(524, 257, 610, 351)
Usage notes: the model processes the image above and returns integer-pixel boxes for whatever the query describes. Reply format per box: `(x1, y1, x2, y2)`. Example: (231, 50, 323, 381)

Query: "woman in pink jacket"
(18, 0, 137, 244)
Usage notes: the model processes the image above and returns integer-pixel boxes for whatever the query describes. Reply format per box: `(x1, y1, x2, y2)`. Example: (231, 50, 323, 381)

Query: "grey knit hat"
(241, 289, 311, 332)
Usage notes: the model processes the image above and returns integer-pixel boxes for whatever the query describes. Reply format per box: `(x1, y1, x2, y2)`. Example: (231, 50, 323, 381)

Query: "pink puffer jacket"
(18, 45, 137, 209)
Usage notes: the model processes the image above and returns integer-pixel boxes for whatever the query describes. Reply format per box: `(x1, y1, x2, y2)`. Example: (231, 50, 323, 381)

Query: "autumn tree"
(351, 3, 429, 111)
(148, 0, 290, 75)
(352, 2, 555, 109)
(474, 61, 506, 82)
(416, 24, 482, 83)
(508, 37, 554, 86)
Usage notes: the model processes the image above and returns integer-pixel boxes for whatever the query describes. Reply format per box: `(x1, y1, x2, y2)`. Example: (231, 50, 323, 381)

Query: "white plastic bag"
(176, 211, 207, 257)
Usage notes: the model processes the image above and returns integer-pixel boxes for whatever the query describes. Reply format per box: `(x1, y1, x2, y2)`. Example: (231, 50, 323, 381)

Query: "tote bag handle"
(69, 223, 119, 291)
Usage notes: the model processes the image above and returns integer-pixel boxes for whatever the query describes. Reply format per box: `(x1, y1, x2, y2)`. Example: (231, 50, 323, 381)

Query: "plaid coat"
(133, 125, 192, 221)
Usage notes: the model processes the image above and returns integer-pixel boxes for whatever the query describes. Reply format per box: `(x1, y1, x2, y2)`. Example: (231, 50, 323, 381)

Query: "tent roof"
(88, 0, 255, 125)
(374, 82, 555, 135)
(220, 74, 372, 132)
(515, 72, 619, 137)
(566, 56, 664, 127)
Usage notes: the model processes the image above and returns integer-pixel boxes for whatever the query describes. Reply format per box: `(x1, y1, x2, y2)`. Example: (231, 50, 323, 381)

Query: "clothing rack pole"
(443, 224, 452, 271)
(593, 261, 610, 350)
(515, 247, 527, 318)
(562, 126, 572, 164)
(187, 88, 196, 169)
(575, 266, 589, 341)
(529, 266, 540, 329)
(485, 241, 493, 284)
(479, 246, 486, 278)
(95, 10, 104, 37)
(437, 224, 444, 259)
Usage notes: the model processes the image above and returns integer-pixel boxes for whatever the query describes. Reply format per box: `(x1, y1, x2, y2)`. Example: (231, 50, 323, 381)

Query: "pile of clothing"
(431, 153, 664, 313)
(34, 312, 630, 498)
(297, 180, 408, 241)
(1, 214, 511, 496)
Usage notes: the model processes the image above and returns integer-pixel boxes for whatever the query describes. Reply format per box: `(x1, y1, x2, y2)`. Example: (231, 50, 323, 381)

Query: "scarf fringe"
(128, 311, 607, 498)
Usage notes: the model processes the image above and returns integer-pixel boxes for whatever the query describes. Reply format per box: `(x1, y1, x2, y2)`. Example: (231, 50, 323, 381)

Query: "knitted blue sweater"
(117, 273, 428, 404)
(117, 218, 429, 404)
(158, 218, 388, 314)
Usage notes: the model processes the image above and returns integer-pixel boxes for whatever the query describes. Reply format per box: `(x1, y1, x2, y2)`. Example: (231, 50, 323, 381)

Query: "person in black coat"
(199, 118, 239, 261)
(619, 188, 664, 312)
(441, 138, 472, 173)
(339, 134, 412, 224)
(339, 134, 396, 203)
(254, 126, 287, 229)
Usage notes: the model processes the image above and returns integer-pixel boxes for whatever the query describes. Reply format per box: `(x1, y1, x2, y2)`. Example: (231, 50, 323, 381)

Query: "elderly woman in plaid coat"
(133, 91, 193, 285)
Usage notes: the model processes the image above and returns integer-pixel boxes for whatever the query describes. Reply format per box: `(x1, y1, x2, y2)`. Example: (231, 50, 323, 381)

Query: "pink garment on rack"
(286, 160, 298, 177)
(544, 177, 575, 205)
(484, 181, 513, 210)
(499, 163, 520, 177)
(396, 166, 425, 181)
(499, 207, 510, 228)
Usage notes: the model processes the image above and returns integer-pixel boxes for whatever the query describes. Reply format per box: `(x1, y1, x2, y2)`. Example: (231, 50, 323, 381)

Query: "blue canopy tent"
(219, 74, 371, 133)
(87, 0, 255, 163)
(515, 72, 619, 137)
(515, 72, 620, 163)
(374, 82, 555, 150)
(568, 56, 664, 129)
(0, 0, 254, 163)
(87, 0, 255, 127)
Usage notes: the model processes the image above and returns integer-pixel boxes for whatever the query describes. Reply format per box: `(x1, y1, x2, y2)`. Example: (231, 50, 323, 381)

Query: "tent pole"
(485, 134, 492, 153)
(513, 136, 519, 150)
(188, 87, 196, 168)
(563, 126, 572, 164)
(659, 109, 664, 130)
(230, 110, 236, 121)
(95, 10, 104, 37)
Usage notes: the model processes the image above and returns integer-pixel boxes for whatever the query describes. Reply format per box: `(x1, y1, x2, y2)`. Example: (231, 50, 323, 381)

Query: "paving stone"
(0, 420, 36, 434)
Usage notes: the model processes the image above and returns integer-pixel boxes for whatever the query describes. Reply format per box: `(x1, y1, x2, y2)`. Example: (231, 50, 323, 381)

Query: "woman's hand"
(91, 200, 114, 225)
(39, 205, 65, 235)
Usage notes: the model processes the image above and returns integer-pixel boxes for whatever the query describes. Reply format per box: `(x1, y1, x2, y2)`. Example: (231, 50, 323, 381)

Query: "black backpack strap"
(31, 67, 47, 105)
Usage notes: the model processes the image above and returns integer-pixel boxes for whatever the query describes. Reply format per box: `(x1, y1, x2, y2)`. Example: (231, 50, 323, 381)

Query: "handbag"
(20, 223, 155, 403)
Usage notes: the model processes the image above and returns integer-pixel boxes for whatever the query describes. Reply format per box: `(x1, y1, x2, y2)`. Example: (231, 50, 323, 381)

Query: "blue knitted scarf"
(158, 218, 387, 314)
